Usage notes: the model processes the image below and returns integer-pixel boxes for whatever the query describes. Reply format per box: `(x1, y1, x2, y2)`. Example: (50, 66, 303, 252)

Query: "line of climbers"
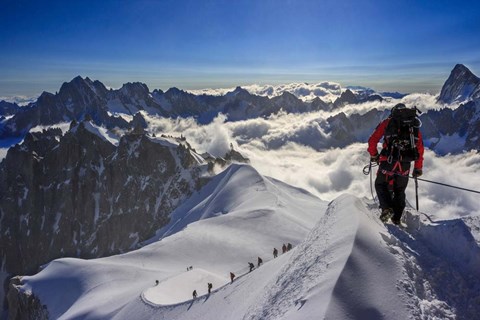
(189, 242, 294, 300)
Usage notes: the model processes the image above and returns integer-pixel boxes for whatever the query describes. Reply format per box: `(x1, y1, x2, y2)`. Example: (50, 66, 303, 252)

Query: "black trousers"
(375, 161, 411, 220)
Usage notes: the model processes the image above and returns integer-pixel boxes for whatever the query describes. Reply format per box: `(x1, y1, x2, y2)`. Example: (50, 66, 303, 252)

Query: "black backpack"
(382, 107, 421, 162)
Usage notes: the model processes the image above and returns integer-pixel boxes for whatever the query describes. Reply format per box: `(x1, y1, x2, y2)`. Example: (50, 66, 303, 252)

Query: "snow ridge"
(16, 183, 480, 319)
(243, 195, 360, 319)
(386, 212, 480, 319)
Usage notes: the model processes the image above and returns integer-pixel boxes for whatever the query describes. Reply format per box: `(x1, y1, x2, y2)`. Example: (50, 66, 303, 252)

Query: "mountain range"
(2, 64, 480, 154)
(1, 64, 480, 319)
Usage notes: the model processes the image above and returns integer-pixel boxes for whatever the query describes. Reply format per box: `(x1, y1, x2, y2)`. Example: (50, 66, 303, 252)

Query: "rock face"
(7, 276, 49, 320)
(333, 89, 358, 108)
(0, 77, 130, 139)
(438, 64, 480, 104)
(0, 101, 20, 117)
(0, 121, 210, 281)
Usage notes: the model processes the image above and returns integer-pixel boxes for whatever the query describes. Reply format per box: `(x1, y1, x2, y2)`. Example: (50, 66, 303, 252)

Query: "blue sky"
(1, 0, 480, 97)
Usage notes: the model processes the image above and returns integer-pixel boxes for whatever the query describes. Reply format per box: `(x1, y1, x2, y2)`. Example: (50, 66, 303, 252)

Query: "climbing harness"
(363, 162, 480, 210)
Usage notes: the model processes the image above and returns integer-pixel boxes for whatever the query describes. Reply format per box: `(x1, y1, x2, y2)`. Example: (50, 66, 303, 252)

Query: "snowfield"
(18, 165, 480, 319)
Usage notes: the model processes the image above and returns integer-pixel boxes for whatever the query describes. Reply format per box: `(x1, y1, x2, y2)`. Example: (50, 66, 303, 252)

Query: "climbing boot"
(380, 208, 394, 222)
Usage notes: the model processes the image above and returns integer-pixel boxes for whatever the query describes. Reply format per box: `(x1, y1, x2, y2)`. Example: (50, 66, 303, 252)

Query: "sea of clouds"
(0, 95, 37, 106)
(143, 93, 479, 220)
(1, 88, 477, 220)
(187, 82, 343, 103)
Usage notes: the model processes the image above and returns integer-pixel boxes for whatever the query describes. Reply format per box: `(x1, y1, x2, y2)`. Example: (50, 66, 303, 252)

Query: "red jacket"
(368, 118, 424, 169)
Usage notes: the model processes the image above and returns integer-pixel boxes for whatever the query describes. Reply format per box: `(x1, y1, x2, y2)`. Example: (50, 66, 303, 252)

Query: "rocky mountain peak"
(165, 87, 184, 97)
(227, 86, 251, 99)
(333, 89, 358, 108)
(119, 82, 150, 98)
(58, 76, 103, 103)
(310, 97, 331, 111)
(438, 64, 480, 104)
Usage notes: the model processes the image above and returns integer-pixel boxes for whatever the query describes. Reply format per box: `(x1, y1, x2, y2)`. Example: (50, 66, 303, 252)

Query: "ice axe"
(414, 176, 419, 211)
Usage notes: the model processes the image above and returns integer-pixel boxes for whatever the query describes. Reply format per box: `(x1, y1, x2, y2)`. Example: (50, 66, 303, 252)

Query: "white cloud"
(1, 89, 472, 220)
(145, 113, 234, 158)
(187, 82, 343, 102)
(29, 122, 72, 135)
(0, 95, 37, 106)
(142, 108, 480, 221)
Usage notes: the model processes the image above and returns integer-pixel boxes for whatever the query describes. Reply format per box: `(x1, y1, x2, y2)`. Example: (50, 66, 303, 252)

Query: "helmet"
(391, 103, 406, 113)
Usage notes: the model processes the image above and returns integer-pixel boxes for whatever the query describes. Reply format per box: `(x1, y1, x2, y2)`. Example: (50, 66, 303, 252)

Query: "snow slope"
(18, 166, 480, 319)
(19, 164, 327, 319)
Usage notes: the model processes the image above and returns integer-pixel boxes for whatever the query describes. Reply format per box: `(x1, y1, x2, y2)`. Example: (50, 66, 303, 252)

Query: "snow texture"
(19, 165, 480, 320)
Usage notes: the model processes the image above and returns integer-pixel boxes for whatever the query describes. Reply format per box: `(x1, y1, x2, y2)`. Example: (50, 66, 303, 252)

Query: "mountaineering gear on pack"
(371, 154, 379, 164)
(380, 208, 394, 222)
(368, 105, 424, 223)
(412, 168, 423, 178)
(368, 106, 424, 170)
(383, 105, 421, 163)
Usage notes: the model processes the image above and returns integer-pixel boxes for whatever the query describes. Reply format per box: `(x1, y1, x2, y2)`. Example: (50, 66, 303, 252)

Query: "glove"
(412, 168, 422, 178)
(370, 154, 379, 164)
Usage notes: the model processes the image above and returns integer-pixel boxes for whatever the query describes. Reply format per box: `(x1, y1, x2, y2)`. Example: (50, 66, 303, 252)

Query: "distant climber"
(282, 243, 287, 253)
(155, 280, 159, 286)
(230, 272, 235, 283)
(368, 103, 424, 225)
(193, 290, 197, 299)
(249, 262, 255, 272)
(287, 243, 292, 251)
(208, 282, 213, 294)
(257, 257, 263, 267)
(273, 248, 278, 258)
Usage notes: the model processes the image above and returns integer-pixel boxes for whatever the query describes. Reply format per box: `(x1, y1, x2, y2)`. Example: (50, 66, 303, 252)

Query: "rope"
(364, 163, 480, 195)
(414, 176, 480, 194)
(363, 161, 378, 203)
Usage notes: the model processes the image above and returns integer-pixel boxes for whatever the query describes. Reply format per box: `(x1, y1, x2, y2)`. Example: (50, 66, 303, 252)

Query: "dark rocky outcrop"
(0, 77, 130, 139)
(438, 64, 480, 104)
(7, 277, 49, 320)
(0, 121, 212, 283)
(310, 97, 332, 111)
(333, 89, 358, 108)
(0, 101, 20, 116)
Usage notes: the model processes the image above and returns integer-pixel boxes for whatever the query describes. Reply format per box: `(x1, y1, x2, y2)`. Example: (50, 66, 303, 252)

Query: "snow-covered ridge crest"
(148, 163, 309, 242)
(13, 186, 480, 319)
(16, 164, 327, 319)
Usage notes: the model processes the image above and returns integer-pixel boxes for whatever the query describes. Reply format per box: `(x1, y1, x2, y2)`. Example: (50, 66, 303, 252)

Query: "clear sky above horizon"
(1, 0, 480, 98)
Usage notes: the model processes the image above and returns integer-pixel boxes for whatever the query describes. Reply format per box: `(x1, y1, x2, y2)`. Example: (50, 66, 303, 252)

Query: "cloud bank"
(1, 91, 472, 220)
(0, 95, 37, 106)
(142, 94, 479, 220)
(187, 82, 343, 102)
